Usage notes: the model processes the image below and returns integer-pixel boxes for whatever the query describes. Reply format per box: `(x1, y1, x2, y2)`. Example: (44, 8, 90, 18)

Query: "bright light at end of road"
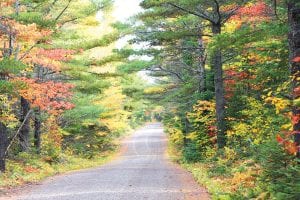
(112, 0, 143, 22)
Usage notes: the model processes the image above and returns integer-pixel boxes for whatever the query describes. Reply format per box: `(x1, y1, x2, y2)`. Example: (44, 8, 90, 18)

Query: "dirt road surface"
(7, 123, 209, 200)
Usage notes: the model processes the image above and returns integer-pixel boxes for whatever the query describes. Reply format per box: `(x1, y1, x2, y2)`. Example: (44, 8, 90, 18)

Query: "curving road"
(17, 123, 209, 200)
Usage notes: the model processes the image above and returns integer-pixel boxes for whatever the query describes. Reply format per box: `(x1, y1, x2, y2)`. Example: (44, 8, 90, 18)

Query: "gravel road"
(17, 123, 210, 200)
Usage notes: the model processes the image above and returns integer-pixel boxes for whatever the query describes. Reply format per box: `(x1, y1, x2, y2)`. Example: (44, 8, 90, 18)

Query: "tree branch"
(156, 65, 186, 83)
(221, 6, 241, 24)
(18, 42, 37, 61)
(213, 0, 222, 23)
(166, 2, 215, 23)
(55, 0, 73, 21)
(5, 109, 33, 156)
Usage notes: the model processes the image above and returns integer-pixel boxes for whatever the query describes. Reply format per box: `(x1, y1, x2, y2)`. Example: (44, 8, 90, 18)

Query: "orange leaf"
(285, 141, 298, 155)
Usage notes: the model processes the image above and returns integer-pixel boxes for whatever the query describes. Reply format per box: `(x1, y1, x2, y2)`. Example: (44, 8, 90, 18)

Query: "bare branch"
(156, 65, 186, 83)
(221, 6, 241, 24)
(166, 2, 215, 23)
(55, 0, 73, 21)
(5, 110, 33, 156)
(18, 42, 38, 61)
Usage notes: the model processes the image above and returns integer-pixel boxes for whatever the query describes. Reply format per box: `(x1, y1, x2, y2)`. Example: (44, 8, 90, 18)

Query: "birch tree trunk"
(197, 36, 206, 93)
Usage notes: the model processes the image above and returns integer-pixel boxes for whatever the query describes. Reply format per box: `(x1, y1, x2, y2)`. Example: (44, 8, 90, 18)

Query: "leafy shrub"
(227, 97, 288, 156)
(255, 140, 300, 199)
(41, 117, 63, 163)
(208, 164, 229, 177)
(182, 142, 202, 163)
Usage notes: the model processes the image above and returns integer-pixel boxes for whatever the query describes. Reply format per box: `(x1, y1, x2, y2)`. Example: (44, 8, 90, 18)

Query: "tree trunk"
(15, 0, 20, 16)
(0, 122, 8, 172)
(212, 23, 226, 149)
(8, 32, 14, 57)
(19, 97, 31, 152)
(197, 36, 206, 93)
(34, 110, 42, 153)
(32, 65, 44, 154)
(288, 1, 300, 157)
(183, 117, 189, 147)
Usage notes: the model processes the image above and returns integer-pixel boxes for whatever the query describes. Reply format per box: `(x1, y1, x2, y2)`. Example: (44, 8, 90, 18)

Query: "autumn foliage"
(37, 49, 76, 62)
(0, 0, 300, 199)
(25, 48, 76, 71)
(231, 2, 272, 22)
(0, 0, 16, 7)
(15, 78, 75, 115)
(224, 69, 248, 99)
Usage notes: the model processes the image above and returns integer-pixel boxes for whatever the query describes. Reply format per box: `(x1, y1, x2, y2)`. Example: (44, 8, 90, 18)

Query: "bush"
(183, 142, 202, 163)
(255, 140, 300, 199)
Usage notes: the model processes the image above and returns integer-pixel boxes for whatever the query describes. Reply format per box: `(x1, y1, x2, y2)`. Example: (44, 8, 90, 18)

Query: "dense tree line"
(0, 0, 148, 178)
(0, 0, 78, 172)
(113, 0, 299, 198)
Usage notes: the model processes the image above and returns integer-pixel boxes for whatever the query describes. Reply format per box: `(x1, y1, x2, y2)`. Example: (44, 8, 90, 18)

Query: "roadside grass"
(167, 141, 261, 200)
(0, 149, 118, 190)
(0, 124, 139, 194)
(166, 141, 227, 199)
(182, 163, 231, 200)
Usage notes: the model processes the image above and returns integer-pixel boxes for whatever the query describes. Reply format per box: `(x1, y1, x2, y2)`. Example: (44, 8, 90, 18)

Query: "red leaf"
(276, 134, 284, 144)
(292, 56, 300, 63)
(292, 115, 300, 125)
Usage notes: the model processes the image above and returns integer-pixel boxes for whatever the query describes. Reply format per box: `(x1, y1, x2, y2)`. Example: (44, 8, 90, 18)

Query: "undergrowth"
(0, 150, 116, 190)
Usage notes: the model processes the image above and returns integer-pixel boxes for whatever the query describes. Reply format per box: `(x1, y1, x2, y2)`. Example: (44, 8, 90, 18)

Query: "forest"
(0, 0, 300, 199)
